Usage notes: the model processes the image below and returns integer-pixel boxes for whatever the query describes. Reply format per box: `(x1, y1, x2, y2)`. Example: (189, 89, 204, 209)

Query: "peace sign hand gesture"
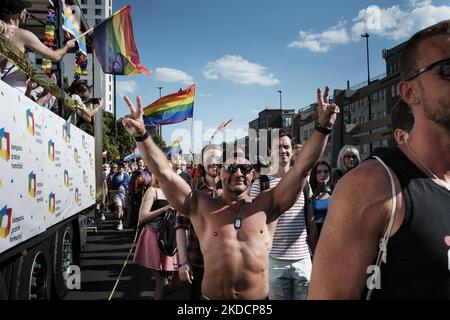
(122, 96, 147, 137)
(317, 86, 340, 128)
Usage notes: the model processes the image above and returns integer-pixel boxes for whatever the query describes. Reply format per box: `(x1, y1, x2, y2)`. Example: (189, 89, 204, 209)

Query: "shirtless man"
(122, 87, 339, 300)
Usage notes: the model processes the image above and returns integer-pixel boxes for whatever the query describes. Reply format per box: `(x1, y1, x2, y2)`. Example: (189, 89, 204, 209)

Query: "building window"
(81, 0, 87, 4)
(95, 19, 102, 25)
(303, 130, 308, 141)
(82, 8, 87, 15)
(95, 9, 102, 15)
(283, 117, 292, 127)
(95, 0, 102, 5)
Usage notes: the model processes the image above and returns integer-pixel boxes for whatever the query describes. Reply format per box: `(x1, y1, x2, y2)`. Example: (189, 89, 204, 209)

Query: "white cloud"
(116, 80, 138, 97)
(203, 55, 279, 86)
(288, 20, 350, 53)
(289, 1, 450, 52)
(154, 67, 194, 86)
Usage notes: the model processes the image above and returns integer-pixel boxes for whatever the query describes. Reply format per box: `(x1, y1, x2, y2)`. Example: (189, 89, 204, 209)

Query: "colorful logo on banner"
(74, 148, 79, 164)
(28, 171, 37, 198)
(0, 205, 12, 239)
(74, 188, 80, 203)
(83, 170, 88, 185)
(62, 121, 71, 143)
(26, 109, 35, 136)
(48, 140, 55, 161)
(82, 135, 87, 149)
(89, 153, 94, 168)
(64, 170, 69, 188)
(90, 185, 94, 198)
(48, 192, 56, 214)
(0, 128, 11, 162)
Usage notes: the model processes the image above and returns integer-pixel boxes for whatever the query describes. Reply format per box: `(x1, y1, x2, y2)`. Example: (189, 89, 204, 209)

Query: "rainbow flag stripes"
(143, 85, 195, 127)
(92, 5, 149, 76)
(0, 205, 12, 239)
(0, 128, 10, 161)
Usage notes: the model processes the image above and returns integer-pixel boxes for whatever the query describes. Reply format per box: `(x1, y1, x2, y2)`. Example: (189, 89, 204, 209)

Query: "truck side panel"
(0, 80, 95, 255)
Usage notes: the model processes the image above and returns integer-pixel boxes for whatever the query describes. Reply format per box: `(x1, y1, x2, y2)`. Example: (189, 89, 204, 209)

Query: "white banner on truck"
(0, 81, 96, 253)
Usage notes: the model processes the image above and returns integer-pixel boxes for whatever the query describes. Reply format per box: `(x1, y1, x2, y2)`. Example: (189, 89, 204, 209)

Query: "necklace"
(218, 197, 245, 230)
(405, 138, 450, 189)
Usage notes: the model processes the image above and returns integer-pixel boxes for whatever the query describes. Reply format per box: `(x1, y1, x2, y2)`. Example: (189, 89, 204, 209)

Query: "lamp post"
(361, 33, 373, 154)
(277, 90, 283, 128)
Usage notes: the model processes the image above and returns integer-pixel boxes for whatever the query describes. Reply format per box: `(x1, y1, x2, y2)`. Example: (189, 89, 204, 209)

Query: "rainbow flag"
(143, 85, 195, 126)
(165, 138, 182, 155)
(92, 5, 149, 76)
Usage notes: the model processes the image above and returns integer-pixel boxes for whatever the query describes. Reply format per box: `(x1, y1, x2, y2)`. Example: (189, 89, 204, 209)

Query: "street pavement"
(65, 213, 190, 300)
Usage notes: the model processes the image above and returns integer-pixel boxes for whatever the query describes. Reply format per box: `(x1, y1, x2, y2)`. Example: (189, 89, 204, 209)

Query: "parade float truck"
(0, 79, 97, 300)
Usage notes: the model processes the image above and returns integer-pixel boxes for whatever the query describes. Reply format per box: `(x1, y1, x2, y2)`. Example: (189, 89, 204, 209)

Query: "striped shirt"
(250, 176, 311, 260)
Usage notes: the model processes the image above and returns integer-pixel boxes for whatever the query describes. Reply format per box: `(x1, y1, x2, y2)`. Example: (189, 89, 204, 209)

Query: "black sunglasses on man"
(407, 57, 450, 81)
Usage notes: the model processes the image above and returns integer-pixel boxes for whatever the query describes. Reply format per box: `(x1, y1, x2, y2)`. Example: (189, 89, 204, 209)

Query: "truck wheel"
(9, 241, 51, 300)
(0, 272, 7, 300)
(53, 224, 74, 299)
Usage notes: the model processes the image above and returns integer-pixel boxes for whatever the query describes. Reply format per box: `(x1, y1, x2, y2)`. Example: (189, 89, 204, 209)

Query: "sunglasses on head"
(407, 57, 450, 81)
(223, 163, 253, 175)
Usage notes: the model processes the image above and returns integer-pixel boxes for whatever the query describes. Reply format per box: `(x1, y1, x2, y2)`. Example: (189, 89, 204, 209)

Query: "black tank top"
(146, 189, 169, 227)
(370, 147, 450, 299)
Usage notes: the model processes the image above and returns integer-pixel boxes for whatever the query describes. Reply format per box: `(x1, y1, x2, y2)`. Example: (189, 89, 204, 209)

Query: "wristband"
(134, 131, 149, 142)
(179, 261, 190, 268)
(315, 122, 333, 135)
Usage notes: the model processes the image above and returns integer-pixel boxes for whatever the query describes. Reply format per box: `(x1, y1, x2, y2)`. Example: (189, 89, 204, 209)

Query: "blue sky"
(112, 0, 449, 153)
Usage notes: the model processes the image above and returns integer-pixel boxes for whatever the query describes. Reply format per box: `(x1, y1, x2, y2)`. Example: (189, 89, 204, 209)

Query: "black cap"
(1, 0, 32, 15)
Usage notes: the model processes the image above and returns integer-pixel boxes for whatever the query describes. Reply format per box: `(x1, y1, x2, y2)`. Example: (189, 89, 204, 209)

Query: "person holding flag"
(0, 0, 76, 94)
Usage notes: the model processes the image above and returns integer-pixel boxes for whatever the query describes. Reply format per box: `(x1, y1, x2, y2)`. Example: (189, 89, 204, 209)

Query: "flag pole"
(74, 27, 94, 41)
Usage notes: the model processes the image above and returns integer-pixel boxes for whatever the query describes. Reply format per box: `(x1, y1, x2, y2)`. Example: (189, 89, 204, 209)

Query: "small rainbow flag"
(92, 5, 149, 76)
(143, 85, 195, 127)
(165, 138, 182, 155)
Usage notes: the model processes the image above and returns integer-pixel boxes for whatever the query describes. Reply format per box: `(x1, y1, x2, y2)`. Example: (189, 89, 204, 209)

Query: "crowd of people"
(119, 20, 449, 300)
(1, 1, 449, 301)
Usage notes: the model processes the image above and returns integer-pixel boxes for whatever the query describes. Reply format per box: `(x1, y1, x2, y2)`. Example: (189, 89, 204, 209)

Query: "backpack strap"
(366, 156, 398, 300)
(259, 175, 270, 192)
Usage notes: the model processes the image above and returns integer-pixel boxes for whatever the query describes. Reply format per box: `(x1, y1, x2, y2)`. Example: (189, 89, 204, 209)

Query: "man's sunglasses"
(223, 164, 253, 175)
(407, 57, 450, 81)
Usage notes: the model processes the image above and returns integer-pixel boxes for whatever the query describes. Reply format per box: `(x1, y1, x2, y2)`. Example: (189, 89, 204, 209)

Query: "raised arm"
(270, 87, 339, 219)
(19, 29, 75, 62)
(122, 96, 193, 215)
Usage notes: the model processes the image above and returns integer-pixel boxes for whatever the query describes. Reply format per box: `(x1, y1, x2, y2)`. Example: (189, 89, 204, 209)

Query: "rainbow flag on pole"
(92, 5, 149, 76)
(143, 85, 195, 127)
